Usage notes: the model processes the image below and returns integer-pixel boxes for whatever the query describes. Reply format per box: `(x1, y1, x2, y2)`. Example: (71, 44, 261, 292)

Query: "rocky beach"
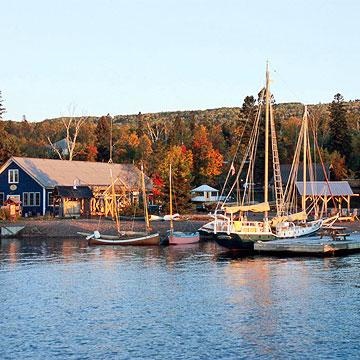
(0, 215, 212, 240)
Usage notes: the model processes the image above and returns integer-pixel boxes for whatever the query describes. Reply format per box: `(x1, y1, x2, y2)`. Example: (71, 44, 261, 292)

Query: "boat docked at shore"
(81, 164, 160, 246)
(213, 65, 324, 251)
(168, 164, 199, 245)
(79, 230, 160, 246)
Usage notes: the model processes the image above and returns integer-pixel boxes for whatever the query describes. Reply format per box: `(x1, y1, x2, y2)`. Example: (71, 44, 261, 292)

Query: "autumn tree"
(138, 134, 153, 165)
(125, 132, 140, 161)
(192, 125, 223, 185)
(158, 145, 194, 212)
(327, 93, 352, 164)
(168, 115, 192, 147)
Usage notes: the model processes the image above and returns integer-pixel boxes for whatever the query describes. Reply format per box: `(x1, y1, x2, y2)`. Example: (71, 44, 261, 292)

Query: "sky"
(1, 0, 359, 121)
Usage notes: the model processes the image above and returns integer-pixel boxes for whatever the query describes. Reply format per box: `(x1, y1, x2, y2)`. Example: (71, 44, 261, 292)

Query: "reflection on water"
(0, 238, 359, 359)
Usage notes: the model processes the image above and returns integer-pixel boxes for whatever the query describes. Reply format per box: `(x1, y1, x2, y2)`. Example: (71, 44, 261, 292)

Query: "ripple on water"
(0, 239, 359, 359)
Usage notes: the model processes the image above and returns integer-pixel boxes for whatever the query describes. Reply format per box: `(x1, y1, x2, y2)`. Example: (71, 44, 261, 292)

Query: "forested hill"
(112, 100, 360, 124)
(1, 98, 360, 207)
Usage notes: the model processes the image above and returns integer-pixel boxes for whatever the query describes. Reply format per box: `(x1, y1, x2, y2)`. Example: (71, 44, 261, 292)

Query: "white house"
(191, 184, 225, 203)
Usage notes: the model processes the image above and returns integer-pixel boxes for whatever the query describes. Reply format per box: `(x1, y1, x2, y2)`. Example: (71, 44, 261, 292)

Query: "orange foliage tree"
(192, 125, 223, 184)
(158, 145, 194, 212)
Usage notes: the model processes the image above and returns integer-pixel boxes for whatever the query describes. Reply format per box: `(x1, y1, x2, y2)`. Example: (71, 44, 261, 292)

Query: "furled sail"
(270, 211, 307, 226)
(224, 202, 270, 214)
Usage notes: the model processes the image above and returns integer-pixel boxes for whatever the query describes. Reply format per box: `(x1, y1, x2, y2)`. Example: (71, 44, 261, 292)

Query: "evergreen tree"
(328, 93, 352, 164)
(95, 115, 111, 162)
(0, 91, 6, 119)
(0, 124, 21, 164)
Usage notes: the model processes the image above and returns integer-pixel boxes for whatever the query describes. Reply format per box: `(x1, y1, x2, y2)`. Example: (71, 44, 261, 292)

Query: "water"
(0, 239, 359, 360)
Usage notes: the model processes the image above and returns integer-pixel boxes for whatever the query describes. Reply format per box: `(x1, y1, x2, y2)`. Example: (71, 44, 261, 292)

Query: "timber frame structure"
(90, 181, 140, 217)
(295, 181, 358, 216)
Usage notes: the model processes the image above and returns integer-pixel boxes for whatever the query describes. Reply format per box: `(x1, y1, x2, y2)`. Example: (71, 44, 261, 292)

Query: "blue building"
(0, 156, 150, 217)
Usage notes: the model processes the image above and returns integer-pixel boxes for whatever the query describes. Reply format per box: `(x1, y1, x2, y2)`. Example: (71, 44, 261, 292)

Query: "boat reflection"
(1, 239, 21, 264)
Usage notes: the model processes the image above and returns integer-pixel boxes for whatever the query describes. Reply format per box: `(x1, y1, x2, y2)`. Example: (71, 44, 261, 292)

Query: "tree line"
(0, 91, 359, 210)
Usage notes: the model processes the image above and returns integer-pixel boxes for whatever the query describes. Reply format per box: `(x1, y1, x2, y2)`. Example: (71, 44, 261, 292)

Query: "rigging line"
(309, 110, 338, 210)
(223, 91, 265, 206)
(216, 101, 258, 210)
(272, 67, 304, 104)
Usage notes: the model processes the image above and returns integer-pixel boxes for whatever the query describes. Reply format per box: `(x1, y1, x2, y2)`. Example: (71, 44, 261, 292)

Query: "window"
(0, 192, 4, 206)
(48, 192, 54, 206)
(23, 192, 40, 206)
(8, 169, 19, 184)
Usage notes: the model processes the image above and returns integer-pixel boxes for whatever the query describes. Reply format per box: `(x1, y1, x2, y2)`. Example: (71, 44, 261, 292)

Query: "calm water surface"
(0, 238, 359, 359)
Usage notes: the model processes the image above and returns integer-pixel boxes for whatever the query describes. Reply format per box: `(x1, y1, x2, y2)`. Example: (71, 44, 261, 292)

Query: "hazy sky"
(1, 0, 359, 121)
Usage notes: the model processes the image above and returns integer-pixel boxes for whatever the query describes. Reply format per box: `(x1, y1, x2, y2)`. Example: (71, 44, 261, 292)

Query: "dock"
(254, 233, 360, 255)
(1, 226, 25, 238)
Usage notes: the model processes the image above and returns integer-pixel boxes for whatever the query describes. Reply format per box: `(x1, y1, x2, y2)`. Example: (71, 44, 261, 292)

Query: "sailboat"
(213, 64, 322, 251)
(213, 64, 277, 250)
(81, 165, 160, 245)
(270, 106, 323, 238)
(167, 164, 200, 245)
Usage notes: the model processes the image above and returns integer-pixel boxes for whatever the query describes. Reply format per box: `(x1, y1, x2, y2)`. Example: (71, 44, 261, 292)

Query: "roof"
(53, 138, 72, 151)
(2, 157, 152, 190)
(295, 181, 354, 196)
(191, 184, 219, 193)
(271, 163, 330, 184)
(53, 186, 93, 199)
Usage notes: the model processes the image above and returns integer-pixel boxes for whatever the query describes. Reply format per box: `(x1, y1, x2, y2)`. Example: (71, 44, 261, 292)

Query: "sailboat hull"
(214, 231, 276, 251)
(78, 232, 160, 246)
(275, 220, 322, 239)
(169, 231, 200, 245)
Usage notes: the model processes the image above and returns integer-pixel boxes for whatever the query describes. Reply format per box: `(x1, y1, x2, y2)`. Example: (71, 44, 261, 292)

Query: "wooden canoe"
(77, 231, 160, 246)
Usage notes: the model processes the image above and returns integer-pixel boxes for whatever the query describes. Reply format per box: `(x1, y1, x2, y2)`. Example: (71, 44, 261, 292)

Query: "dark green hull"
(214, 231, 275, 251)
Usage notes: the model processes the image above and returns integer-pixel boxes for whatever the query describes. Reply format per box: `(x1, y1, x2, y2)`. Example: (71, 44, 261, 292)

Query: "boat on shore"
(82, 164, 160, 246)
(167, 164, 200, 245)
(78, 230, 160, 246)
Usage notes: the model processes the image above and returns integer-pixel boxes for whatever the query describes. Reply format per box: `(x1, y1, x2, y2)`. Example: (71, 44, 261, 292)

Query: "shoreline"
(0, 216, 211, 239)
(1, 215, 360, 240)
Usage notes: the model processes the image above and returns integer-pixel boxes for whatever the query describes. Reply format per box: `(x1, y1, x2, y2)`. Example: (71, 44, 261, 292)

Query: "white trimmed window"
(48, 192, 54, 206)
(0, 192, 4, 206)
(23, 192, 40, 206)
(8, 169, 19, 184)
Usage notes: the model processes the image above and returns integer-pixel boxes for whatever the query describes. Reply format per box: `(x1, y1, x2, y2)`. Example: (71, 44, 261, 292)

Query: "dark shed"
(53, 186, 93, 218)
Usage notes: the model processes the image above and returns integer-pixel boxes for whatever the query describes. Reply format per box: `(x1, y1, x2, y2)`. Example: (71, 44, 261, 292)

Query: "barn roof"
(295, 181, 354, 196)
(3, 157, 151, 190)
(271, 163, 330, 184)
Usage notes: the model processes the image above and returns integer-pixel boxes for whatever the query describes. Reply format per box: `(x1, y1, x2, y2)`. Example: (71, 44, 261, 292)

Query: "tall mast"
(110, 168, 120, 233)
(141, 163, 150, 232)
(264, 62, 270, 219)
(169, 163, 174, 233)
(302, 106, 308, 212)
(109, 113, 113, 163)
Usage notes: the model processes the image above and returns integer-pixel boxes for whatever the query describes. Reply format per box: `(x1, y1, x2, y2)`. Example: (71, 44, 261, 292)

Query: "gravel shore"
(1, 215, 360, 240)
(0, 216, 211, 239)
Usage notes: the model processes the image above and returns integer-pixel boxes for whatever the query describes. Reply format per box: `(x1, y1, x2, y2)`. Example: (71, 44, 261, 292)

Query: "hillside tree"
(47, 105, 88, 161)
(327, 93, 352, 164)
(95, 114, 111, 162)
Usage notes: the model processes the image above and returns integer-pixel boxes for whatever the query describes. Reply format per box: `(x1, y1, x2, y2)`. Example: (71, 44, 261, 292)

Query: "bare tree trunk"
(48, 104, 88, 160)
